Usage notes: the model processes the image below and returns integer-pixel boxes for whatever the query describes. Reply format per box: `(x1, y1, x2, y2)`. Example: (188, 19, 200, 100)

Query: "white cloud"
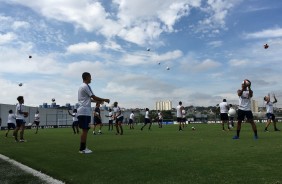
(12, 21, 30, 30)
(67, 41, 101, 54)
(0, 32, 17, 44)
(228, 59, 249, 67)
(244, 28, 282, 39)
(207, 40, 222, 47)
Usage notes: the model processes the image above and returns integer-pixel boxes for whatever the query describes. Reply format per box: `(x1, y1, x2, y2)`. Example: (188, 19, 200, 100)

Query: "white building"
(155, 100, 172, 110)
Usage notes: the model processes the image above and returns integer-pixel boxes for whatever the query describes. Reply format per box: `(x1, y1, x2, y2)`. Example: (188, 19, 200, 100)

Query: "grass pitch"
(0, 123, 282, 184)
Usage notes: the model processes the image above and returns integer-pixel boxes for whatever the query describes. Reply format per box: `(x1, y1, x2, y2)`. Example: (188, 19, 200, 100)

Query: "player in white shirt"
(105, 109, 114, 131)
(77, 72, 110, 154)
(219, 99, 230, 131)
(113, 101, 124, 135)
(233, 80, 258, 139)
(33, 110, 40, 134)
(264, 93, 280, 132)
(176, 101, 184, 131)
(141, 108, 152, 131)
(129, 111, 135, 129)
(5, 110, 16, 137)
(157, 110, 163, 128)
(13, 96, 29, 142)
(68, 109, 79, 134)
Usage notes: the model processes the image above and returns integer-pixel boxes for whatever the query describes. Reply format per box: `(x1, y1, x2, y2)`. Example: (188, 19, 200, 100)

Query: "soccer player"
(141, 108, 152, 131)
(5, 110, 16, 137)
(68, 109, 79, 134)
(219, 99, 230, 131)
(129, 111, 135, 129)
(176, 101, 184, 131)
(113, 102, 124, 135)
(157, 110, 163, 128)
(228, 104, 235, 128)
(233, 80, 258, 139)
(77, 72, 110, 154)
(264, 93, 280, 132)
(93, 102, 103, 135)
(13, 96, 28, 142)
(33, 110, 40, 134)
(105, 109, 114, 131)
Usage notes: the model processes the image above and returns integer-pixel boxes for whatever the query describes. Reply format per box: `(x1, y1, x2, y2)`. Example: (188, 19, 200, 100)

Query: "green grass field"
(1, 123, 282, 184)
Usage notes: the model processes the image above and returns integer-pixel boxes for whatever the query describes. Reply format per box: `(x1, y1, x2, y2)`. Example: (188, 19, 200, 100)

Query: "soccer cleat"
(79, 148, 93, 154)
(20, 139, 27, 142)
(274, 128, 280, 131)
(264, 129, 269, 132)
(232, 135, 239, 140)
(254, 135, 258, 140)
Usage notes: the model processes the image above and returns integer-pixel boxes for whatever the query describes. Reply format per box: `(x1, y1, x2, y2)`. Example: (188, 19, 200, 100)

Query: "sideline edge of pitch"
(0, 154, 64, 184)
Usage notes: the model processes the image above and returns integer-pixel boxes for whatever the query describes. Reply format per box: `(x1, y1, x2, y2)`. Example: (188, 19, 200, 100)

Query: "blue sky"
(0, 0, 282, 109)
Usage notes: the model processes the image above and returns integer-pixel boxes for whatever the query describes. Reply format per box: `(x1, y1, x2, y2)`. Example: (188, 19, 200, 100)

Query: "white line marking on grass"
(0, 154, 65, 184)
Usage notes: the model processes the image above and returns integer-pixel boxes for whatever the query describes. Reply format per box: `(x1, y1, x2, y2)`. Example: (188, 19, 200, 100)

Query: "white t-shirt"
(219, 102, 228, 113)
(182, 109, 186, 118)
(72, 113, 78, 121)
(108, 111, 113, 120)
(158, 112, 163, 120)
(130, 113, 134, 120)
(265, 101, 274, 113)
(113, 106, 123, 118)
(77, 83, 94, 116)
(176, 105, 183, 118)
(34, 113, 40, 121)
(238, 90, 251, 111)
(8, 114, 16, 123)
(16, 103, 24, 120)
(145, 111, 149, 119)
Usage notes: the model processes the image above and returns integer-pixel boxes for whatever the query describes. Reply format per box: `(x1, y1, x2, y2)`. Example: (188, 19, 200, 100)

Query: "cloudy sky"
(1, 0, 282, 109)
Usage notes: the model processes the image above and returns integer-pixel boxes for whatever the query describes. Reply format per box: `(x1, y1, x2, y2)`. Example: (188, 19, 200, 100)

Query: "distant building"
(251, 99, 259, 113)
(156, 100, 172, 110)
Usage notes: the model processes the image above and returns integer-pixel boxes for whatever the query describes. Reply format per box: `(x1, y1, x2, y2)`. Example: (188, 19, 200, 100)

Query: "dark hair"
(73, 109, 77, 113)
(264, 96, 267, 101)
(223, 99, 226, 102)
(82, 72, 91, 80)
(9, 109, 13, 113)
(17, 96, 23, 102)
(146, 108, 149, 111)
(109, 109, 112, 112)
(179, 101, 182, 105)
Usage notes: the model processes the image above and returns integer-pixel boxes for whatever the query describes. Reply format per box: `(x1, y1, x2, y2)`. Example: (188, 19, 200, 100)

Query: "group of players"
(2, 74, 280, 153)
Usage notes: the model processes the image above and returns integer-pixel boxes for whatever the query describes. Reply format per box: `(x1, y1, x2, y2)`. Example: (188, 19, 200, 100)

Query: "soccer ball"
(52, 98, 56, 102)
(18, 83, 23, 87)
(27, 122, 33, 126)
(228, 109, 236, 116)
(243, 79, 251, 87)
(191, 126, 195, 130)
(166, 67, 170, 70)
(264, 44, 269, 49)
(29, 55, 32, 59)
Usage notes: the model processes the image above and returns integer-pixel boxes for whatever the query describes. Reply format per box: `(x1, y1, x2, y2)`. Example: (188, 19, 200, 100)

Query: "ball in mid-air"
(52, 98, 56, 102)
(18, 83, 23, 87)
(264, 44, 269, 49)
(29, 55, 32, 59)
(228, 109, 236, 116)
(243, 79, 251, 87)
(166, 67, 170, 70)
(191, 126, 195, 130)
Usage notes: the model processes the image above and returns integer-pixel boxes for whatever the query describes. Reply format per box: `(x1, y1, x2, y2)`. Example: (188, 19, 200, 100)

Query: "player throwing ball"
(233, 80, 258, 140)
(264, 93, 280, 132)
(77, 72, 110, 154)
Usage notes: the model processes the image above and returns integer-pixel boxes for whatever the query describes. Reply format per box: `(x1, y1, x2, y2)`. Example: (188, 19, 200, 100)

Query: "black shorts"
(129, 119, 133, 124)
(220, 113, 229, 121)
(116, 116, 124, 123)
(72, 121, 79, 126)
(108, 120, 113, 124)
(8, 123, 16, 129)
(177, 117, 182, 123)
(77, 116, 91, 130)
(16, 119, 25, 127)
(266, 113, 275, 121)
(237, 109, 253, 121)
(94, 117, 102, 125)
(34, 121, 40, 126)
(145, 118, 151, 124)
